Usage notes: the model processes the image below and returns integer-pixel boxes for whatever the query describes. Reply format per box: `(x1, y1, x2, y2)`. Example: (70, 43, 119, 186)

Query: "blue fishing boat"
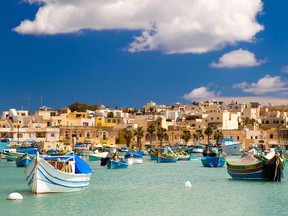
(16, 153, 32, 167)
(226, 151, 285, 181)
(124, 151, 143, 164)
(156, 149, 179, 163)
(201, 156, 226, 167)
(201, 144, 226, 167)
(107, 160, 129, 169)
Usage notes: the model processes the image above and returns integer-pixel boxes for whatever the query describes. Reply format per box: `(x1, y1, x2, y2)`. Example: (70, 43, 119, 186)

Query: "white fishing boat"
(218, 138, 242, 155)
(25, 152, 92, 194)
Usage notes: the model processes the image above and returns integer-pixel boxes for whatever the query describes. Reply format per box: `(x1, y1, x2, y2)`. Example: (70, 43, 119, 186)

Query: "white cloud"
(183, 87, 219, 101)
(211, 49, 264, 68)
(233, 75, 288, 94)
(14, 0, 264, 54)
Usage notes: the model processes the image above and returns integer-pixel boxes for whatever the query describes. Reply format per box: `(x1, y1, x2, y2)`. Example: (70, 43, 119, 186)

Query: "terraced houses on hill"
(0, 100, 288, 151)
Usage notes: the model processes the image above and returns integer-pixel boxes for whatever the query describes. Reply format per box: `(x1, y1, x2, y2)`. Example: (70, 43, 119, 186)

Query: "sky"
(1, 0, 288, 113)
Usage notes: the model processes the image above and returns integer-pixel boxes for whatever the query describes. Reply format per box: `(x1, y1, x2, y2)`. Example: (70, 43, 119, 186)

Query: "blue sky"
(1, 0, 288, 113)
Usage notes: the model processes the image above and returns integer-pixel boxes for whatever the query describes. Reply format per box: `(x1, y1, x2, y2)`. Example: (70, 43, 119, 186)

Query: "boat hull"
(157, 156, 178, 163)
(201, 156, 226, 167)
(89, 152, 108, 161)
(226, 154, 284, 181)
(16, 154, 32, 167)
(222, 143, 242, 155)
(178, 154, 197, 161)
(25, 154, 92, 194)
(107, 160, 129, 169)
(157, 151, 179, 163)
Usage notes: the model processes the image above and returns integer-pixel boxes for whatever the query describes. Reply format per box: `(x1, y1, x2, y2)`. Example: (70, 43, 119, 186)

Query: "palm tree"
(213, 129, 224, 147)
(134, 127, 144, 149)
(124, 130, 133, 148)
(157, 127, 167, 147)
(181, 130, 192, 144)
(147, 124, 156, 146)
(204, 126, 214, 144)
(193, 130, 204, 144)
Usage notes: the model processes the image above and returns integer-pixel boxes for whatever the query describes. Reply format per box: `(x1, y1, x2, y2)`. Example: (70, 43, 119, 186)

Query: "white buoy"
(185, 181, 192, 188)
(7, 192, 23, 200)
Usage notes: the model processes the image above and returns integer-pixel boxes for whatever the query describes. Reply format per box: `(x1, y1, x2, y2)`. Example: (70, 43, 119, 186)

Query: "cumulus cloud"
(183, 87, 219, 101)
(233, 75, 288, 94)
(14, 0, 264, 54)
(210, 49, 264, 68)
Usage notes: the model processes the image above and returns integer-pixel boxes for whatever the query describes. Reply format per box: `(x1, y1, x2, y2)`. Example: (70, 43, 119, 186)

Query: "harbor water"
(1, 156, 288, 216)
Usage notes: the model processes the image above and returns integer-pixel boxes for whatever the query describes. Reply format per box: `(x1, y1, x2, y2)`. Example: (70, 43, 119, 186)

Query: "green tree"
(147, 124, 156, 146)
(68, 102, 99, 112)
(124, 130, 133, 147)
(134, 127, 144, 149)
(213, 129, 224, 146)
(157, 127, 167, 147)
(204, 126, 214, 143)
(181, 130, 192, 144)
(193, 129, 204, 143)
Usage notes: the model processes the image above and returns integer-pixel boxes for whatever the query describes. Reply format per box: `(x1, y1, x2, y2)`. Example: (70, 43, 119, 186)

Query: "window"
(65, 131, 69, 139)
(270, 134, 273, 139)
(102, 131, 107, 140)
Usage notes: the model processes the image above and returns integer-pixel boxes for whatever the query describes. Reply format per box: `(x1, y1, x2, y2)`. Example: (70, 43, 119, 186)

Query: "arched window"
(72, 131, 77, 138)
(86, 131, 91, 139)
(102, 131, 108, 140)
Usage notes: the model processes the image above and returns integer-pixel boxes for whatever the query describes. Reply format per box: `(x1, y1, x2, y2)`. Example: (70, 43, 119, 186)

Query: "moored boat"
(156, 149, 179, 163)
(107, 160, 129, 169)
(16, 153, 32, 167)
(201, 156, 226, 167)
(124, 151, 143, 164)
(25, 152, 93, 194)
(219, 138, 242, 155)
(201, 144, 226, 167)
(148, 149, 157, 160)
(174, 149, 197, 161)
(89, 152, 109, 161)
(226, 150, 285, 181)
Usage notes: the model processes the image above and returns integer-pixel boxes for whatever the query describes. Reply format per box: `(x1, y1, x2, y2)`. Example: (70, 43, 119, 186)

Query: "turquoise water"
(1, 156, 288, 216)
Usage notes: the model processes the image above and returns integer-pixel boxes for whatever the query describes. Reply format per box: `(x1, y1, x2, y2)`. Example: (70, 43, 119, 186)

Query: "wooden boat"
(201, 156, 226, 167)
(226, 151, 285, 181)
(179, 154, 198, 161)
(124, 151, 143, 164)
(25, 152, 92, 194)
(89, 152, 109, 161)
(148, 149, 157, 160)
(107, 160, 129, 169)
(16, 153, 32, 167)
(201, 144, 226, 167)
(156, 150, 179, 163)
(174, 149, 197, 161)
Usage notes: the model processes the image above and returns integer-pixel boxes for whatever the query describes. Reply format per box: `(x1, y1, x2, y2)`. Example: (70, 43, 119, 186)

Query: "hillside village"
(1, 100, 288, 151)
